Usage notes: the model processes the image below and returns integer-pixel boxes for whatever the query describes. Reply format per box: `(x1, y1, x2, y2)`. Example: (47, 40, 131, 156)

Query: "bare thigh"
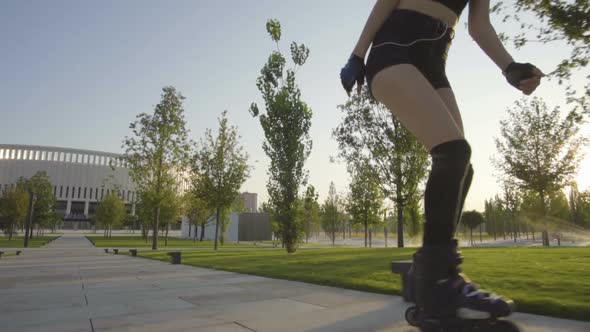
(436, 87, 464, 136)
(371, 64, 464, 152)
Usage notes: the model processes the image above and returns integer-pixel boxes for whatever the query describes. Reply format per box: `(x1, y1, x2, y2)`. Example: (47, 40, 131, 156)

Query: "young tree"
(159, 190, 182, 246)
(0, 186, 29, 240)
(569, 182, 590, 228)
(345, 161, 383, 247)
(184, 189, 213, 242)
(17, 171, 55, 238)
(303, 185, 319, 243)
(249, 19, 312, 253)
(122, 86, 192, 250)
(321, 182, 340, 246)
(95, 192, 126, 239)
(334, 87, 430, 247)
(194, 111, 250, 250)
(461, 211, 485, 247)
(493, 97, 588, 246)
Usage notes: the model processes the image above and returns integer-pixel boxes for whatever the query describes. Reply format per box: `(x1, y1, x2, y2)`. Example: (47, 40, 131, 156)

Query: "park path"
(0, 234, 588, 332)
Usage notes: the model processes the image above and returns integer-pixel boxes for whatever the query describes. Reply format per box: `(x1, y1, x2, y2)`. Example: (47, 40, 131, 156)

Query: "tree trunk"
(152, 206, 160, 250)
(165, 226, 168, 246)
(396, 203, 404, 248)
(188, 223, 192, 239)
(214, 207, 220, 250)
(369, 228, 372, 248)
(364, 221, 368, 248)
(200, 221, 205, 241)
(539, 191, 550, 247)
(479, 224, 482, 243)
(470, 227, 473, 246)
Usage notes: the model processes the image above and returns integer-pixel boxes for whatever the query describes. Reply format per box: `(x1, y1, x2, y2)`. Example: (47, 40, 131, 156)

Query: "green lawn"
(137, 246, 590, 321)
(86, 236, 261, 248)
(0, 236, 60, 248)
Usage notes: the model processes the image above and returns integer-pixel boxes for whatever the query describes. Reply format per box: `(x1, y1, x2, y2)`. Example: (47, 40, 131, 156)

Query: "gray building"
(240, 192, 258, 213)
(0, 144, 136, 229)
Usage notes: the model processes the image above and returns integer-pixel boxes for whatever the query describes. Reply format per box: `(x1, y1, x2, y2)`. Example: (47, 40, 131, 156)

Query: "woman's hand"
(503, 62, 545, 95)
(340, 54, 365, 96)
(518, 67, 544, 95)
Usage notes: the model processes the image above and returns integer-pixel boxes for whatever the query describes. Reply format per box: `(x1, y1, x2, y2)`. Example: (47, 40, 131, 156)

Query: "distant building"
(240, 192, 257, 213)
(0, 144, 190, 230)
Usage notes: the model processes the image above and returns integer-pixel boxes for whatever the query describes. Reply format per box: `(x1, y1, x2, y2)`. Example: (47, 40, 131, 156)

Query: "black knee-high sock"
(422, 140, 472, 246)
(457, 164, 474, 225)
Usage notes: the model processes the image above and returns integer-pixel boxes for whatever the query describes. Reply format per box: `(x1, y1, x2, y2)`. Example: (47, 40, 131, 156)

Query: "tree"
(569, 182, 590, 228)
(461, 211, 485, 246)
(249, 19, 312, 253)
(346, 161, 383, 247)
(159, 190, 182, 246)
(17, 171, 56, 238)
(501, 178, 521, 242)
(123, 86, 192, 250)
(493, 97, 587, 246)
(184, 189, 214, 242)
(303, 185, 319, 243)
(334, 87, 430, 247)
(0, 185, 29, 240)
(194, 111, 250, 250)
(95, 192, 126, 239)
(493, 1, 590, 112)
(321, 182, 340, 246)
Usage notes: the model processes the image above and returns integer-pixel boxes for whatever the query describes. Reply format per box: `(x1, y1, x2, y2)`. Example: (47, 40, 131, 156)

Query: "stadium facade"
(0, 144, 138, 229)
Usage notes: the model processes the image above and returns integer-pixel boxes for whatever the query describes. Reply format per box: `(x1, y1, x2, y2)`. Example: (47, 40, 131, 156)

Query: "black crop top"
(432, 0, 469, 16)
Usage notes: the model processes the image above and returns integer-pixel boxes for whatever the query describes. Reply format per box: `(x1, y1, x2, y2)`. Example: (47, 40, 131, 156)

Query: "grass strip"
(137, 246, 590, 321)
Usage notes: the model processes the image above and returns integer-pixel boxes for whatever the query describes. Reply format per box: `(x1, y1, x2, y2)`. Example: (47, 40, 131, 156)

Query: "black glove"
(340, 54, 365, 96)
(503, 62, 537, 88)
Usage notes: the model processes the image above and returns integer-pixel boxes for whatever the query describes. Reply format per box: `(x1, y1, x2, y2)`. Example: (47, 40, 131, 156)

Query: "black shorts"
(366, 10, 455, 96)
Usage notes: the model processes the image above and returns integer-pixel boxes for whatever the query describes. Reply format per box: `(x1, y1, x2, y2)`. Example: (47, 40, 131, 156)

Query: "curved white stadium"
(0, 144, 137, 229)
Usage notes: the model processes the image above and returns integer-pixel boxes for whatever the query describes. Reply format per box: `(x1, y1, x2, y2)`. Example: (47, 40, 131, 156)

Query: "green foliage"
(193, 111, 250, 250)
(346, 161, 383, 247)
(494, 98, 586, 198)
(493, 1, 590, 112)
(16, 171, 56, 231)
(0, 185, 29, 239)
(321, 182, 340, 245)
(569, 182, 590, 228)
(184, 189, 214, 240)
(303, 185, 320, 242)
(250, 19, 312, 253)
(334, 87, 429, 247)
(122, 86, 192, 249)
(493, 97, 588, 245)
(95, 192, 126, 238)
(461, 210, 485, 245)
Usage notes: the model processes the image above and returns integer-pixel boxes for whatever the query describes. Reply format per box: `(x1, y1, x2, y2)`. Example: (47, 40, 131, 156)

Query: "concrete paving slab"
(1, 234, 589, 332)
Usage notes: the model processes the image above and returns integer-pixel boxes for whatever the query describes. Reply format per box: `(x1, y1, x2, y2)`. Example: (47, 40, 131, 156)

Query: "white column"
(84, 200, 89, 216)
(66, 200, 72, 216)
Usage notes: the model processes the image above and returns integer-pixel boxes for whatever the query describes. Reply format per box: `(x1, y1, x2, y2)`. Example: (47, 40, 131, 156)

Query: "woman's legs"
(371, 64, 471, 245)
(372, 65, 512, 321)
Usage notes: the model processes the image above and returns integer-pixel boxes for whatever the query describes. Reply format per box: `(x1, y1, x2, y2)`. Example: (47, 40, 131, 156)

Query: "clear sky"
(1, 0, 588, 211)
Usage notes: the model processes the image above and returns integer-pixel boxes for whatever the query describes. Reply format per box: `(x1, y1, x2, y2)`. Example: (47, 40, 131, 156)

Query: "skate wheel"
(405, 306, 420, 327)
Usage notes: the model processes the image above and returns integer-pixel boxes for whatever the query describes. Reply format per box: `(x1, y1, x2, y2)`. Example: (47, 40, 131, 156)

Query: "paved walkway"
(1, 235, 589, 332)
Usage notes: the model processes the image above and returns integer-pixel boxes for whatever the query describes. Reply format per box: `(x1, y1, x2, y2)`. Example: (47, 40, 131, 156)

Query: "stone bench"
(113, 249, 119, 254)
(16, 250, 21, 256)
(391, 260, 413, 302)
(167, 252, 181, 264)
(0, 251, 3, 258)
(129, 249, 137, 257)
(104, 248, 109, 253)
